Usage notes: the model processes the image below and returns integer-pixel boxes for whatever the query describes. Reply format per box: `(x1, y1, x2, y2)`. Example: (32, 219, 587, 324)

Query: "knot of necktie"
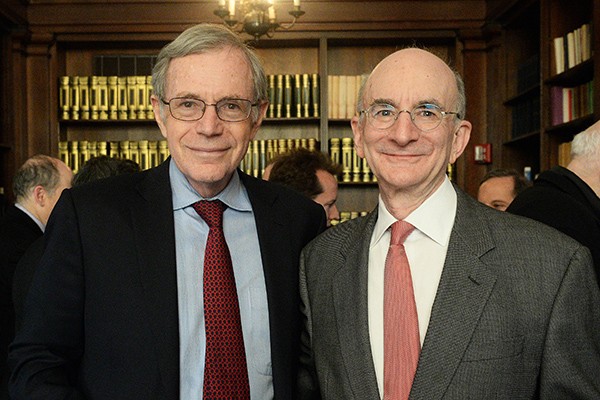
(390, 220, 415, 246)
(193, 200, 227, 228)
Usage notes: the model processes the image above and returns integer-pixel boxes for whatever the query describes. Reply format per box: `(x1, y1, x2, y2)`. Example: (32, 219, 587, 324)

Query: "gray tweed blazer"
(298, 186, 600, 399)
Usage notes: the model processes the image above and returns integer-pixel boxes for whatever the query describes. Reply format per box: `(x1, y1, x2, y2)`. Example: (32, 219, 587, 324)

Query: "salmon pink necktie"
(384, 220, 419, 400)
(193, 200, 250, 400)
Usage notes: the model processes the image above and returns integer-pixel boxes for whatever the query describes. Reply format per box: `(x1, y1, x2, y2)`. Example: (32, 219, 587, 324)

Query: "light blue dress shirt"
(170, 160, 273, 399)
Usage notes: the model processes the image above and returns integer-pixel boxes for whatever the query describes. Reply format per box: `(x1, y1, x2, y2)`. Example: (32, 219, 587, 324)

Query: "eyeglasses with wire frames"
(161, 97, 260, 122)
(359, 103, 461, 132)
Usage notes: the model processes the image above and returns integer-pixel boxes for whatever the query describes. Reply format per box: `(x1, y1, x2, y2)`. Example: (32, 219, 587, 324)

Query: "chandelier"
(214, 0, 305, 40)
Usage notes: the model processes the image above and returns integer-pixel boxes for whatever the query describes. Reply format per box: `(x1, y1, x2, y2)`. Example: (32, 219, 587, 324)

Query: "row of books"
(328, 74, 368, 120)
(240, 137, 319, 178)
(267, 73, 320, 119)
(59, 135, 383, 188)
(58, 140, 169, 172)
(552, 23, 592, 75)
(329, 138, 376, 184)
(550, 81, 594, 126)
(59, 75, 154, 121)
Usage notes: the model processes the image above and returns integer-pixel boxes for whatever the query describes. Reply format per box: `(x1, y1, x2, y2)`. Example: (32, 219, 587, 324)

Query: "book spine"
(97, 142, 108, 156)
(294, 74, 302, 118)
(70, 76, 80, 120)
(302, 73, 310, 118)
(138, 140, 149, 170)
(127, 76, 138, 120)
(341, 137, 353, 182)
(98, 76, 109, 120)
(252, 139, 260, 177)
(79, 76, 90, 120)
(59, 76, 70, 120)
(117, 76, 128, 120)
(119, 140, 131, 160)
(284, 74, 292, 119)
(89, 76, 100, 120)
(79, 140, 89, 168)
(129, 141, 139, 164)
(58, 141, 69, 166)
(108, 76, 119, 120)
(148, 141, 158, 168)
(311, 73, 319, 118)
(146, 76, 155, 120)
(274, 74, 283, 118)
(352, 143, 361, 182)
(329, 138, 341, 165)
(158, 141, 169, 164)
(268, 74, 275, 119)
(137, 75, 148, 120)
(88, 141, 97, 159)
(70, 141, 80, 172)
(259, 139, 267, 178)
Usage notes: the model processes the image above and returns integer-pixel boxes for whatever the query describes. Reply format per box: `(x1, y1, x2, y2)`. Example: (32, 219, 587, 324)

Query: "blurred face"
(313, 169, 339, 225)
(351, 48, 471, 206)
(477, 176, 516, 211)
(152, 48, 267, 198)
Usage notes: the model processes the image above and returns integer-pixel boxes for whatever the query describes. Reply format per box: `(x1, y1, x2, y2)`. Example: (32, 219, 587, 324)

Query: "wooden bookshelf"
(1, 0, 491, 203)
(489, 0, 599, 179)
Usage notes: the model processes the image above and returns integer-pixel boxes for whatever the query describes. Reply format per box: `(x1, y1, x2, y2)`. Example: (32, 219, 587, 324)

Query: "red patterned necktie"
(384, 220, 419, 400)
(193, 200, 250, 400)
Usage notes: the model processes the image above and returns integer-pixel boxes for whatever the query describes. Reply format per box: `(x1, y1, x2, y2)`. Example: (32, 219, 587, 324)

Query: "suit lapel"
(333, 211, 382, 398)
(410, 189, 497, 399)
(131, 161, 180, 397)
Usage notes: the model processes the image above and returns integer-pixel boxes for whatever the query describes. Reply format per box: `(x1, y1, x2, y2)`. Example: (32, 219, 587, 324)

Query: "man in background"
(10, 23, 325, 399)
(0, 154, 72, 400)
(266, 148, 342, 225)
(477, 168, 531, 211)
(508, 120, 600, 286)
(298, 47, 600, 399)
(11, 155, 141, 332)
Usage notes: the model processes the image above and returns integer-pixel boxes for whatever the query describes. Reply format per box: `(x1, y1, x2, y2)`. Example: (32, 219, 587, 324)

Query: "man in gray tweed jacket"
(298, 48, 600, 399)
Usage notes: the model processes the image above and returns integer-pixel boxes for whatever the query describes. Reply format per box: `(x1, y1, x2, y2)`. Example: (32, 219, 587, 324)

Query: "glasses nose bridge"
(393, 108, 416, 127)
(201, 101, 221, 120)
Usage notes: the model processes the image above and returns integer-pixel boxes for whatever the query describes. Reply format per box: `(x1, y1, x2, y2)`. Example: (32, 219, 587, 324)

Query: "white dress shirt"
(368, 178, 457, 397)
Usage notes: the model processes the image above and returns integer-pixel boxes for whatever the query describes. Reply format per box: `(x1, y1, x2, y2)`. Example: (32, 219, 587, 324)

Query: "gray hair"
(13, 155, 62, 202)
(152, 23, 268, 122)
(571, 124, 600, 161)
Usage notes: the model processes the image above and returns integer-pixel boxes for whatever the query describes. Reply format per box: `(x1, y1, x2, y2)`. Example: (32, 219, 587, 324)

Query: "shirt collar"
(372, 177, 457, 247)
(15, 202, 45, 232)
(169, 159, 252, 212)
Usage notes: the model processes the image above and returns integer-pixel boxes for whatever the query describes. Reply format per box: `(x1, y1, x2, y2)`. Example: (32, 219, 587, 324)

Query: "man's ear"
(450, 120, 472, 164)
(32, 185, 47, 206)
(351, 115, 365, 158)
(151, 95, 168, 139)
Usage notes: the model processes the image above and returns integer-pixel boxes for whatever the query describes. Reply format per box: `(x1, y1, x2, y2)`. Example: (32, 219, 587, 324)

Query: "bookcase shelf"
(50, 32, 460, 214)
(489, 0, 599, 177)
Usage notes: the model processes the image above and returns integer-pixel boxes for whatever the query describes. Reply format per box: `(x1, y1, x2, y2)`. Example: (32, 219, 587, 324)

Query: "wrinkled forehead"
(364, 49, 458, 108)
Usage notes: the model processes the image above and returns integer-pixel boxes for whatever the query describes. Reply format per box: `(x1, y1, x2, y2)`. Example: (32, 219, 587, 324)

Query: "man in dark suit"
(298, 48, 600, 399)
(0, 154, 72, 400)
(9, 24, 325, 399)
(11, 155, 141, 333)
(507, 120, 600, 286)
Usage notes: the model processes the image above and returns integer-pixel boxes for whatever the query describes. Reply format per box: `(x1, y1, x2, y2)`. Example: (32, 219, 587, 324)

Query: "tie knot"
(193, 200, 227, 228)
(390, 220, 414, 246)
